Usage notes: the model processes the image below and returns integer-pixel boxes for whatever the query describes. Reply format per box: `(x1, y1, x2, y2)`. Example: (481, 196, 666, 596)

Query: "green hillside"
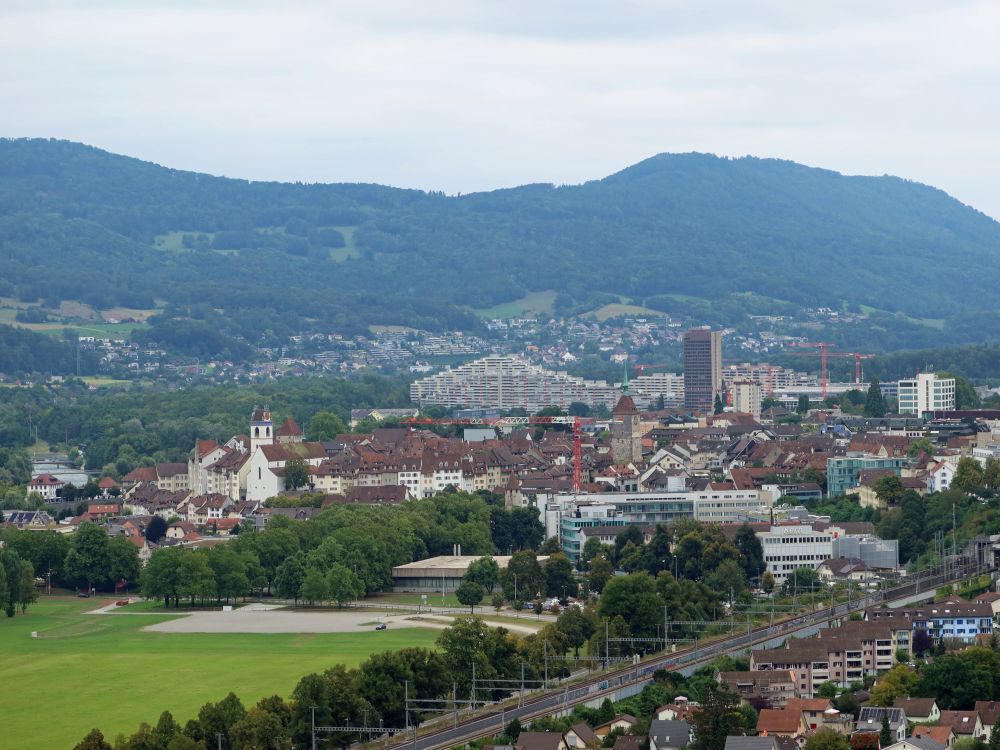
(2, 138, 999, 344)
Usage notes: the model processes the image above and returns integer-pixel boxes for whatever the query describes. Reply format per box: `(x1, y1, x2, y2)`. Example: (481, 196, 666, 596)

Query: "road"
(352, 560, 984, 750)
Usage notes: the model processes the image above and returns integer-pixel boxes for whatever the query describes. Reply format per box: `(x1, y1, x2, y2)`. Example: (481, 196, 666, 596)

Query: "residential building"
(648, 720, 693, 750)
(936, 711, 985, 740)
(898, 373, 956, 416)
(409, 355, 623, 411)
(683, 327, 723, 412)
(913, 726, 956, 749)
(564, 724, 599, 749)
(894, 698, 940, 725)
(717, 670, 797, 708)
(756, 708, 806, 737)
(865, 602, 994, 643)
(882, 738, 948, 750)
(732, 381, 763, 420)
(28, 473, 64, 501)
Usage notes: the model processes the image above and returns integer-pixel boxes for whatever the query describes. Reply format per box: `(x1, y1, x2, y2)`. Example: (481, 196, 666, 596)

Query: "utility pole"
(663, 604, 668, 652)
(544, 639, 548, 686)
(311, 707, 316, 750)
(520, 662, 525, 707)
(217, 733, 223, 750)
(605, 619, 610, 670)
(404, 680, 410, 730)
(453, 682, 458, 729)
(471, 662, 476, 710)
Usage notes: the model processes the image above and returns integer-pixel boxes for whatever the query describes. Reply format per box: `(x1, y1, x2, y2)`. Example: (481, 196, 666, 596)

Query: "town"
(6, 326, 1000, 750)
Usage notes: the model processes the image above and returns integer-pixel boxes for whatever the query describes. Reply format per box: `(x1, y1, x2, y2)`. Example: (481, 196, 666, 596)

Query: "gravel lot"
(141, 605, 541, 634)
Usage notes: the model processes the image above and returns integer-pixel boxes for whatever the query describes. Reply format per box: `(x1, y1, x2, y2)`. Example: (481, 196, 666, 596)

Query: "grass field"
(589, 303, 653, 322)
(474, 290, 557, 319)
(368, 591, 464, 607)
(0, 596, 439, 749)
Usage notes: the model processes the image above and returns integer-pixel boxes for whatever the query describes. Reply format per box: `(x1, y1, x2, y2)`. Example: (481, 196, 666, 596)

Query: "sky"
(3, 0, 999, 218)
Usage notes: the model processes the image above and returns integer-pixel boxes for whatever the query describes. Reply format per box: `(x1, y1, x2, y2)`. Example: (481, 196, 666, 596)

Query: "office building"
(897, 373, 956, 416)
(683, 328, 723, 412)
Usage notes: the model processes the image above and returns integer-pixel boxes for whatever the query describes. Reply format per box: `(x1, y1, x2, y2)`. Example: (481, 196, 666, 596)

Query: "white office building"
(897, 373, 956, 416)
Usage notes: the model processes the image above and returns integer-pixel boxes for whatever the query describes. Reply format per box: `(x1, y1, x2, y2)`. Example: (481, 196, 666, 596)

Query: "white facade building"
(897, 373, 956, 415)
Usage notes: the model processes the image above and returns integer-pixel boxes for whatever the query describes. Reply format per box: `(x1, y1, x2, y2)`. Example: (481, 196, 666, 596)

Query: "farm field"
(0, 596, 439, 749)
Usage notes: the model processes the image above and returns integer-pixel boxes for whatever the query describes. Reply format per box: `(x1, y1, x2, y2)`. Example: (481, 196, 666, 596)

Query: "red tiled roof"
(276, 417, 303, 437)
(30, 473, 64, 486)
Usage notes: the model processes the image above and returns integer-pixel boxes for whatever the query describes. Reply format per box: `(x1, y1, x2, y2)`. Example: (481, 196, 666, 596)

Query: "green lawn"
(0, 596, 438, 749)
(367, 591, 463, 607)
(473, 290, 557, 319)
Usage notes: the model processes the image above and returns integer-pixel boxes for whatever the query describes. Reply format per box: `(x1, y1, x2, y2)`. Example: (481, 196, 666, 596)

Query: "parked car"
(375, 623, 387, 630)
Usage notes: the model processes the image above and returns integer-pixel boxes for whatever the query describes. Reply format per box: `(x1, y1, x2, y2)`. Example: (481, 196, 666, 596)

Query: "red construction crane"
(787, 343, 875, 397)
(404, 415, 587, 492)
(788, 342, 835, 398)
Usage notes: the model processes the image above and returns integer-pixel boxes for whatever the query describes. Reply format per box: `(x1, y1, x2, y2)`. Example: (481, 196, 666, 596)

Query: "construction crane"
(787, 343, 875, 397)
(403, 415, 587, 492)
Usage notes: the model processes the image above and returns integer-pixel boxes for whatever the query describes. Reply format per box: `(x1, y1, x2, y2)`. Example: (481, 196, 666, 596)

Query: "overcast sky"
(3, 1, 999, 217)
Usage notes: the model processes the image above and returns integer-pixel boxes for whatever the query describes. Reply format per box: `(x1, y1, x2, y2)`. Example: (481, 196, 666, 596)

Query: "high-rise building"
(731, 381, 763, 419)
(897, 373, 956, 415)
(683, 328, 723, 412)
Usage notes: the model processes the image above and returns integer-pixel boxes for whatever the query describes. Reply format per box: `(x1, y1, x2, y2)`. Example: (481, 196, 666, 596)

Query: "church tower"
(250, 406, 273, 454)
(611, 364, 643, 465)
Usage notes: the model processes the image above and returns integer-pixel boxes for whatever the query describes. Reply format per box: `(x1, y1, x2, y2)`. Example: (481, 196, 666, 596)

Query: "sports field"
(0, 596, 439, 749)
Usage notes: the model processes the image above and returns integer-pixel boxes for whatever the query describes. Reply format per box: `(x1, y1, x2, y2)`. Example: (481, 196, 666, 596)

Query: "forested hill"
(2, 138, 1000, 337)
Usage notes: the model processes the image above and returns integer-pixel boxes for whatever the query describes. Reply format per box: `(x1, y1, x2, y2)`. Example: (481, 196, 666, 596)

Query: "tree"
(457, 580, 485, 613)
(912, 628, 932, 657)
(797, 394, 810, 415)
(283, 457, 310, 491)
(954, 456, 985, 494)
(588, 555, 613, 594)
(492, 593, 505, 613)
(556, 606, 596, 656)
(108, 534, 141, 590)
(805, 728, 850, 750)
(229, 707, 284, 750)
(691, 683, 745, 750)
(64, 522, 112, 591)
(500, 550, 544, 601)
(599, 572, 662, 639)
(781, 567, 822, 596)
(505, 717, 522, 742)
(544, 552, 578, 599)
(908, 437, 935, 458)
(879, 712, 892, 747)
(870, 664, 918, 706)
(984, 457, 1000, 490)
(197, 692, 246, 749)
(761, 570, 775, 594)
(464, 556, 500, 593)
(300, 567, 328, 605)
(989, 721, 1000, 750)
(306, 411, 346, 442)
(274, 554, 306, 604)
(873, 475, 905, 507)
(16, 558, 36, 613)
(145, 516, 168, 543)
(0, 561, 8, 617)
(817, 681, 839, 699)
(153, 711, 181, 748)
(733, 524, 765, 581)
(178, 552, 215, 606)
(326, 563, 364, 606)
(714, 394, 725, 414)
(864, 378, 886, 417)
(73, 729, 113, 750)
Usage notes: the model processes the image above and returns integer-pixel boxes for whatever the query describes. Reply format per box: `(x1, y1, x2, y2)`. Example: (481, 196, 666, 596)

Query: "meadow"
(0, 596, 438, 749)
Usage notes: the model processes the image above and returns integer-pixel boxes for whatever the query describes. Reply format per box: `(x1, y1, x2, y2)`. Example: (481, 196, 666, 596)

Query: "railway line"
(353, 560, 985, 750)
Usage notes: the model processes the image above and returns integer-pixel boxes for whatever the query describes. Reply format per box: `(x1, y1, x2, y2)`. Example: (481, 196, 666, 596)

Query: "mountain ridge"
(1, 137, 999, 350)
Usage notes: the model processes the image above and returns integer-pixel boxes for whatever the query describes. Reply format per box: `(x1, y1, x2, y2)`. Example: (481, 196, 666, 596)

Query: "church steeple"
(622, 357, 630, 394)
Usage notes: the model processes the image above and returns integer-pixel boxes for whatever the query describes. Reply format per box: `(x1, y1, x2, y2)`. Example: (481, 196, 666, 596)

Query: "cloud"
(1, 0, 998, 217)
